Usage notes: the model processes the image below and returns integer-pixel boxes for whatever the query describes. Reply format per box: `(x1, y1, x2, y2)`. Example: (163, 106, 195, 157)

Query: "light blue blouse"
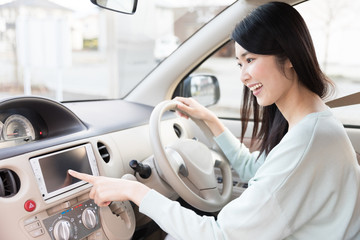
(140, 109, 360, 239)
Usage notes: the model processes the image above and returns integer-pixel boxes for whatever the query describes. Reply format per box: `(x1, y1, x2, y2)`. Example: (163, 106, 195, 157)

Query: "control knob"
(53, 220, 72, 240)
(82, 207, 98, 229)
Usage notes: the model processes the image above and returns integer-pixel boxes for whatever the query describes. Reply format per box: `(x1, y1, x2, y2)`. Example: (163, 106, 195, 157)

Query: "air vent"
(0, 169, 20, 198)
(173, 124, 182, 138)
(97, 142, 110, 163)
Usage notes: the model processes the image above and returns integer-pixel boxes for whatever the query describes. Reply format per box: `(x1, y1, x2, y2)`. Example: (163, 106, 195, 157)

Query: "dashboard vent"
(173, 124, 182, 138)
(97, 142, 110, 163)
(0, 169, 20, 198)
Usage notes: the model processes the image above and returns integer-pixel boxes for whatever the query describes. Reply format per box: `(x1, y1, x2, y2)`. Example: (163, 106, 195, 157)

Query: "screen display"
(39, 146, 92, 193)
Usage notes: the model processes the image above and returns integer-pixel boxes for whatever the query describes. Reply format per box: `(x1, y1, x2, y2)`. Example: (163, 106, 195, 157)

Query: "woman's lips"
(248, 83, 263, 96)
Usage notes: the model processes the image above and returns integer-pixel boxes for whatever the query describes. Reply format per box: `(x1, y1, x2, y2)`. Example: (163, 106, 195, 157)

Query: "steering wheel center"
(168, 139, 217, 190)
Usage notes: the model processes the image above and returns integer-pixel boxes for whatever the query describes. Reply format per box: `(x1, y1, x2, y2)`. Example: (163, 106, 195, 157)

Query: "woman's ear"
(286, 58, 293, 69)
(283, 58, 296, 80)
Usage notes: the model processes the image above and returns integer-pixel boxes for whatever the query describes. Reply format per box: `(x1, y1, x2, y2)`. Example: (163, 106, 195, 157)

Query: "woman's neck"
(276, 84, 327, 130)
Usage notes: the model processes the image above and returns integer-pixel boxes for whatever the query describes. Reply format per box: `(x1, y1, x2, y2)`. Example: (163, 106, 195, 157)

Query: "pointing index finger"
(68, 169, 95, 184)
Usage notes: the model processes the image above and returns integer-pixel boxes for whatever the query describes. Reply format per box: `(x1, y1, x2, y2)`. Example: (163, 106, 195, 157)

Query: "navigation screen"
(39, 146, 92, 193)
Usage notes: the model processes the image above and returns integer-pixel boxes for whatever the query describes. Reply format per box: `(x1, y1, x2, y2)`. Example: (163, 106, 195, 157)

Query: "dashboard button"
(61, 201, 71, 209)
(29, 228, 45, 238)
(24, 216, 38, 225)
(25, 221, 41, 232)
(24, 200, 36, 212)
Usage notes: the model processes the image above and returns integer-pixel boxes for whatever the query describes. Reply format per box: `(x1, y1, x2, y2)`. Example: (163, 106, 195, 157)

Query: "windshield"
(0, 0, 234, 102)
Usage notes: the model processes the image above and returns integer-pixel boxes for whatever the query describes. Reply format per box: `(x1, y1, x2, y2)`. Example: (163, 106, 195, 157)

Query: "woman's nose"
(240, 68, 250, 85)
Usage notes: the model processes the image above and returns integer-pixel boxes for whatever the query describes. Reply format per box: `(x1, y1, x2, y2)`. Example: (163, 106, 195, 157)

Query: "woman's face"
(235, 42, 296, 107)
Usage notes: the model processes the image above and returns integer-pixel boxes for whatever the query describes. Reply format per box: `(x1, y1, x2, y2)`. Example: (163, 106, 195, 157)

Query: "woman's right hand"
(68, 170, 150, 207)
(174, 97, 212, 121)
(173, 97, 225, 136)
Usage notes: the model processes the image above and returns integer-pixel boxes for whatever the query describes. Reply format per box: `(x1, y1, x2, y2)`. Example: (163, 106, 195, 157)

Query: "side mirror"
(174, 75, 220, 107)
(90, 0, 137, 14)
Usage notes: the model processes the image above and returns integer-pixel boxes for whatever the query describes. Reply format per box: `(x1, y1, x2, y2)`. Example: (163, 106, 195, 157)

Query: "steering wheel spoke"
(165, 147, 189, 177)
(200, 187, 223, 202)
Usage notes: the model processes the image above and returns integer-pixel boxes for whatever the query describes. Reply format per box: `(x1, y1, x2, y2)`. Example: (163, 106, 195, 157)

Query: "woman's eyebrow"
(236, 51, 250, 60)
(241, 51, 250, 57)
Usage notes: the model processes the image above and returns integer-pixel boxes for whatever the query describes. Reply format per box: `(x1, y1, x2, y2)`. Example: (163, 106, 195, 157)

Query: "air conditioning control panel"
(43, 199, 100, 240)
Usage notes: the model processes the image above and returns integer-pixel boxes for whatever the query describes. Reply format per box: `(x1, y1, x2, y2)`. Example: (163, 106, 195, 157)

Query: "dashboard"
(0, 96, 183, 240)
(0, 96, 245, 240)
(0, 96, 158, 160)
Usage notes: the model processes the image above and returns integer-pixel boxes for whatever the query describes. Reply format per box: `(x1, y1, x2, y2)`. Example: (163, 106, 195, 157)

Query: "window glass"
(194, 40, 241, 119)
(296, 0, 360, 125)
(0, 0, 234, 101)
(194, 0, 360, 125)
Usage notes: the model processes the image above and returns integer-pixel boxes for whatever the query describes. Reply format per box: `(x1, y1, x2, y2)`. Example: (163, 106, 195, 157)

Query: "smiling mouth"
(249, 83, 263, 92)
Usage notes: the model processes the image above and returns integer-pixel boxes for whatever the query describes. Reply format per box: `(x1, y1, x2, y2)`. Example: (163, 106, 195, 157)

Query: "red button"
(24, 200, 36, 212)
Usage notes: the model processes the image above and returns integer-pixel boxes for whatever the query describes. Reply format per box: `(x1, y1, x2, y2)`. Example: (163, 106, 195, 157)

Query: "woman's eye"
(246, 58, 254, 63)
(237, 63, 243, 68)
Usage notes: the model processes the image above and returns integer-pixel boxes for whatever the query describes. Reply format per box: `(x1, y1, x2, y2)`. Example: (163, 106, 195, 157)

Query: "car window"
(296, 0, 360, 125)
(0, 0, 235, 102)
(192, 40, 240, 118)
(193, 0, 360, 125)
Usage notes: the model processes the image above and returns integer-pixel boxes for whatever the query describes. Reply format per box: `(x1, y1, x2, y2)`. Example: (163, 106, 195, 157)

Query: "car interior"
(0, 0, 359, 239)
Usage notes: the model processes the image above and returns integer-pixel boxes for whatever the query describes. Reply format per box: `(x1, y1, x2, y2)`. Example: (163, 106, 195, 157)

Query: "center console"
(23, 143, 136, 240)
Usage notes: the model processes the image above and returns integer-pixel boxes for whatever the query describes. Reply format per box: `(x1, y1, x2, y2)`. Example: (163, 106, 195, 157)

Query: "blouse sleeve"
(213, 128, 264, 182)
(139, 187, 289, 240)
(139, 189, 226, 240)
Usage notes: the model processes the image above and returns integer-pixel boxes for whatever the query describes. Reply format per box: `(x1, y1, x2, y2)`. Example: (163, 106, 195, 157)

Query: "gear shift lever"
(129, 160, 152, 179)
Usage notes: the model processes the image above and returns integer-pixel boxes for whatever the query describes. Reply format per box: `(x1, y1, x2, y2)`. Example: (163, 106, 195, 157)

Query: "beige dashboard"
(0, 97, 188, 240)
(0, 118, 186, 240)
(0, 97, 246, 240)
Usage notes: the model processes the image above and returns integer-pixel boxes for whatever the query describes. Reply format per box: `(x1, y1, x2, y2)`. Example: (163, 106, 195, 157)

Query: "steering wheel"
(149, 100, 232, 212)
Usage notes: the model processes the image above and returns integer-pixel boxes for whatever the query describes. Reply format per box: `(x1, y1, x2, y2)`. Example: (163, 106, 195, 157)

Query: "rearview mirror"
(90, 0, 137, 14)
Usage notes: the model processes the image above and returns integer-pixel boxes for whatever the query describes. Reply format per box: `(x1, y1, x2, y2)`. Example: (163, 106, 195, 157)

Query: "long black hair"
(231, 2, 334, 157)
